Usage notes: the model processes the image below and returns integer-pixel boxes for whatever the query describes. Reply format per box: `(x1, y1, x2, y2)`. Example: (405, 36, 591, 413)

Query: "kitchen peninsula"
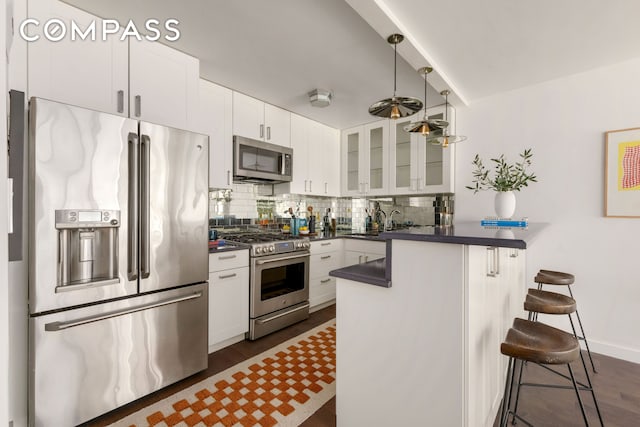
(330, 223, 546, 427)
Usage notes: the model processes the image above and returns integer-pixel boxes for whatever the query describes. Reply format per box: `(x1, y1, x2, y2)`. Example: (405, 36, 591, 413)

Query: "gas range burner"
(219, 231, 310, 257)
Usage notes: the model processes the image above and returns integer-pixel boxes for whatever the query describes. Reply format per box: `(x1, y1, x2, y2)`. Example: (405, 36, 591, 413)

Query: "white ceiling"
(63, 0, 640, 129)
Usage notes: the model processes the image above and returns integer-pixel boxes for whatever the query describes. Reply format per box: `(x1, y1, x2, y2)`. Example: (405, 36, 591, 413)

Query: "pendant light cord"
(423, 71, 428, 120)
(393, 42, 397, 97)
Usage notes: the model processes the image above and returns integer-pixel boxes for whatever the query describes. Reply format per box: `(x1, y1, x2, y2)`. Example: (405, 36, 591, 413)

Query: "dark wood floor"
(83, 304, 639, 426)
(81, 304, 336, 427)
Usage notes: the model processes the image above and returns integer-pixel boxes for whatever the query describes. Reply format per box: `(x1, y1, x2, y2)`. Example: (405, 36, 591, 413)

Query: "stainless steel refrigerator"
(28, 98, 209, 426)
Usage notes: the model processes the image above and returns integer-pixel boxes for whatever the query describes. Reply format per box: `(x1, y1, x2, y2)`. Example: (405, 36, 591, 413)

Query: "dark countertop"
(330, 222, 547, 287)
(329, 257, 390, 288)
(380, 222, 547, 250)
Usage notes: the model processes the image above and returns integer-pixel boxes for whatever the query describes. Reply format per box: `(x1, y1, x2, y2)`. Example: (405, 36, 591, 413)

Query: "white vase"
(494, 191, 516, 219)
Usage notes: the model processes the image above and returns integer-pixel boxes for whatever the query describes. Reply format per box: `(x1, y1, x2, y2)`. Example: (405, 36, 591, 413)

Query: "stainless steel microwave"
(233, 136, 293, 183)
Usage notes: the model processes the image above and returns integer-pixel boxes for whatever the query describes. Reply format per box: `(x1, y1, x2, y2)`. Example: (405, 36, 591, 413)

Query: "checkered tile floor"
(115, 321, 336, 427)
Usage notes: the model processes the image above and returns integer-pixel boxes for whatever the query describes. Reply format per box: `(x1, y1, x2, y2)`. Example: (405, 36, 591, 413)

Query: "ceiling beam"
(346, 0, 469, 107)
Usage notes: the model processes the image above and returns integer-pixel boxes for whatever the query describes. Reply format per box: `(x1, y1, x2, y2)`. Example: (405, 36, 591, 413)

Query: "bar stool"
(499, 318, 589, 426)
(513, 289, 604, 425)
(534, 269, 597, 373)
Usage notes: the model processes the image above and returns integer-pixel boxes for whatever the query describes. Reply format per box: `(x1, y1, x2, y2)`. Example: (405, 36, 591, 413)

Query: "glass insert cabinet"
(342, 104, 455, 196)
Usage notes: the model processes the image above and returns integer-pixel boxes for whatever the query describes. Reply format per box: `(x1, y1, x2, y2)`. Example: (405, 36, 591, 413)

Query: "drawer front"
(209, 249, 249, 272)
(310, 251, 342, 279)
(310, 239, 343, 254)
(309, 276, 336, 306)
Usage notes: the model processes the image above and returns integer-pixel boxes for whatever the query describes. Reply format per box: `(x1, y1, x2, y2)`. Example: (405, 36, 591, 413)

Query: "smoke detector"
(308, 89, 332, 108)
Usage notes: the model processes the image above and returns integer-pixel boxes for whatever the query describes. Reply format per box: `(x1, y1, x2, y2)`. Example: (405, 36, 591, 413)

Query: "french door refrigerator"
(28, 98, 209, 426)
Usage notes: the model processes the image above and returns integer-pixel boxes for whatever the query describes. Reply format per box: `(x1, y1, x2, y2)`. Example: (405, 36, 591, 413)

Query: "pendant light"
(426, 90, 467, 148)
(404, 66, 448, 135)
(369, 34, 423, 120)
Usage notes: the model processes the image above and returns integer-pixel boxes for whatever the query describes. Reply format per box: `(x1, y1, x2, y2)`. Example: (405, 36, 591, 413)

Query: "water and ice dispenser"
(55, 209, 121, 291)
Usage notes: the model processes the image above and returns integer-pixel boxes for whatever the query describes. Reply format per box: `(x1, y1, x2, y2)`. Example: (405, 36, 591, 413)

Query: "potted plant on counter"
(466, 148, 537, 218)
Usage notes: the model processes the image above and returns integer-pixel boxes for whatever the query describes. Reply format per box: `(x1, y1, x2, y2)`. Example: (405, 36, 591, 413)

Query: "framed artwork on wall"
(605, 127, 640, 217)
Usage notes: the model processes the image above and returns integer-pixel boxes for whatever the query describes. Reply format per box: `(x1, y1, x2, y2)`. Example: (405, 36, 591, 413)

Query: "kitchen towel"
(109, 319, 336, 427)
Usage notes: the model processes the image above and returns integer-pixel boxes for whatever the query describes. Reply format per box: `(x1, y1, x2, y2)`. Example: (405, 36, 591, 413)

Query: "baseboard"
(586, 339, 640, 364)
(310, 299, 335, 313)
(208, 333, 246, 354)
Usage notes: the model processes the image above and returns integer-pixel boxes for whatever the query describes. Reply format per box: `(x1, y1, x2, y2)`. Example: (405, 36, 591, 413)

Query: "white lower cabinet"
(343, 239, 385, 265)
(309, 240, 343, 310)
(208, 250, 249, 352)
(467, 245, 526, 427)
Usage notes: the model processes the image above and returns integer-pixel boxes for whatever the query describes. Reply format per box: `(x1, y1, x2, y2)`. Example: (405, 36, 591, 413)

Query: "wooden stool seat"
(536, 269, 575, 286)
(525, 288, 576, 315)
(501, 318, 580, 365)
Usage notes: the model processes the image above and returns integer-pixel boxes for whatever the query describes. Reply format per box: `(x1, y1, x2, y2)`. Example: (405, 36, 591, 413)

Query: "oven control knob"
(256, 247, 262, 254)
(269, 246, 275, 252)
(296, 243, 302, 249)
(304, 242, 310, 248)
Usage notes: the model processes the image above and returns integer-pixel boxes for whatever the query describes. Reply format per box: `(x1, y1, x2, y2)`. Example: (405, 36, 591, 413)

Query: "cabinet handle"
(304, 180, 308, 192)
(117, 90, 124, 113)
(309, 180, 312, 192)
(486, 247, 500, 277)
(227, 170, 231, 186)
(134, 95, 141, 117)
(218, 273, 237, 280)
(267, 126, 271, 140)
(260, 124, 264, 139)
(321, 255, 331, 260)
(364, 255, 369, 262)
(325, 182, 328, 194)
(320, 242, 331, 246)
(358, 255, 363, 264)
(218, 254, 237, 260)
(510, 248, 519, 258)
(320, 278, 331, 284)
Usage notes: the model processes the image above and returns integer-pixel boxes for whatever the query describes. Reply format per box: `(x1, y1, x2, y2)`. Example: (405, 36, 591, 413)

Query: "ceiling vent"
(308, 89, 332, 108)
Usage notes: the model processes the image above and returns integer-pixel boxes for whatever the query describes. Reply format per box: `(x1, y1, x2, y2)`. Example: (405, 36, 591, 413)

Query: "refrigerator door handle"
(44, 291, 204, 331)
(140, 134, 151, 279)
(127, 133, 139, 281)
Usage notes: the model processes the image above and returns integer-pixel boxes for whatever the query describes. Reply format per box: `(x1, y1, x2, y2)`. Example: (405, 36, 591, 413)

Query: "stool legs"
(568, 315, 605, 426)
(567, 286, 597, 373)
(537, 282, 597, 373)
(500, 358, 591, 426)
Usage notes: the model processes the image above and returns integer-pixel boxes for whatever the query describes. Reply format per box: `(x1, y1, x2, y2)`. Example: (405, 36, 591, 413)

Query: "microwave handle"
(281, 154, 286, 175)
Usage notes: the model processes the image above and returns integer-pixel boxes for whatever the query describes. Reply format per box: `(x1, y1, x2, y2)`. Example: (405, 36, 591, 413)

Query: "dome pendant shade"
(405, 66, 448, 134)
(426, 89, 467, 147)
(369, 97, 423, 119)
(369, 34, 423, 120)
(404, 118, 448, 135)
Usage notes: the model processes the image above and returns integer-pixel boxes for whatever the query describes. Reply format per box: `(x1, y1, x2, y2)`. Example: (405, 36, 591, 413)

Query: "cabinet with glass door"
(388, 105, 455, 195)
(341, 120, 389, 196)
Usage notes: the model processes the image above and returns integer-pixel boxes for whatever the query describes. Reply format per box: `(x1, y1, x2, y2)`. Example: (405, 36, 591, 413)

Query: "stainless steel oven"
(219, 231, 310, 340)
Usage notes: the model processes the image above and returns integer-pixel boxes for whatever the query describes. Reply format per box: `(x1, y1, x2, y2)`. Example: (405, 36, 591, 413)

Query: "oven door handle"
(256, 302, 310, 325)
(256, 253, 309, 265)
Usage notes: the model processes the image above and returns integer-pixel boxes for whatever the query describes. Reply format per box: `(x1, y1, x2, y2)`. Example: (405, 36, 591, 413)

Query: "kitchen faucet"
(386, 209, 401, 231)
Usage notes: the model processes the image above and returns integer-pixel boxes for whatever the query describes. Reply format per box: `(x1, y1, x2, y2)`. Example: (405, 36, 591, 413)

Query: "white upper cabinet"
(27, 1, 199, 131)
(341, 120, 389, 196)
(276, 114, 341, 196)
(348, 106, 456, 197)
(194, 80, 233, 189)
(321, 125, 341, 196)
(28, 0, 128, 115)
(129, 39, 199, 130)
(233, 92, 291, 147)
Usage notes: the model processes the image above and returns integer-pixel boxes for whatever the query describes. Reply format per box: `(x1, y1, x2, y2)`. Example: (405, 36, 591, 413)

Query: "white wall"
(454, 58, 640, 363)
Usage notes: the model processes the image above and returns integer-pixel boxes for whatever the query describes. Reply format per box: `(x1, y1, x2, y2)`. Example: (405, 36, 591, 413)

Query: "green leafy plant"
(466, 148, 537, 193)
